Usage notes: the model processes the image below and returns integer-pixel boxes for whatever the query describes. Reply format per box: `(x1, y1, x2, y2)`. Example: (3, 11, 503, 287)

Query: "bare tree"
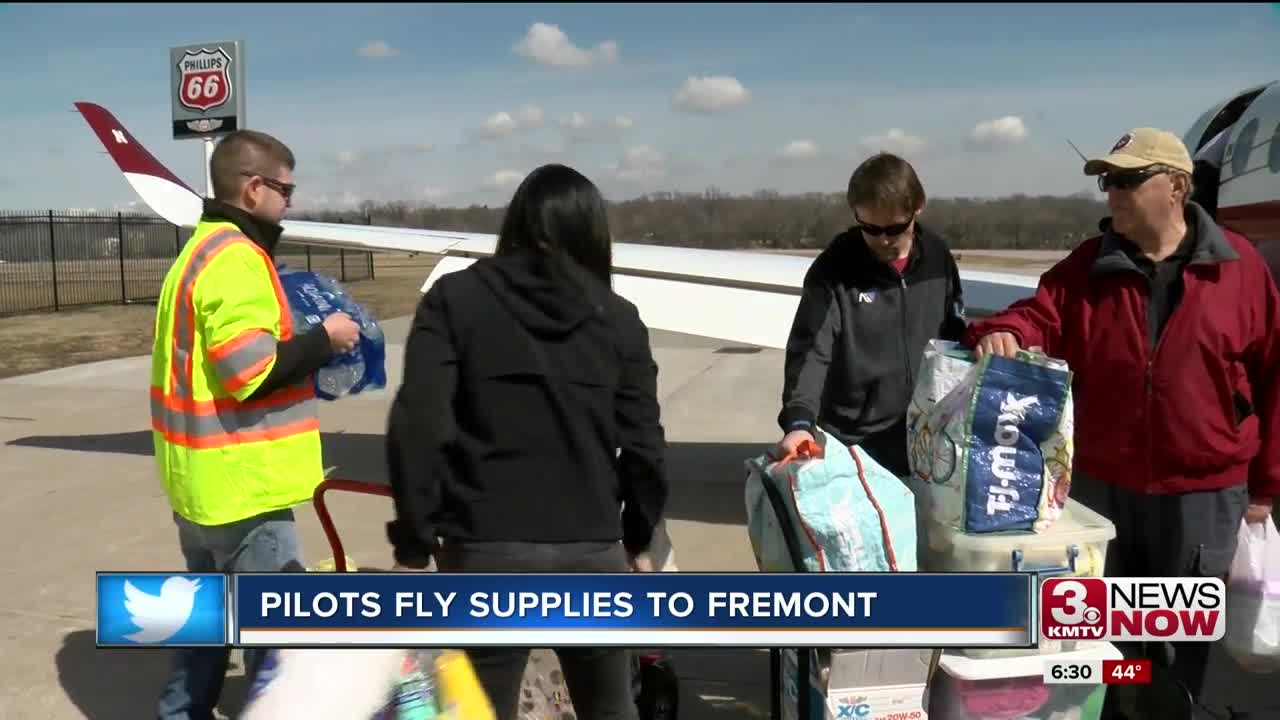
(290, 191, 1108, 252)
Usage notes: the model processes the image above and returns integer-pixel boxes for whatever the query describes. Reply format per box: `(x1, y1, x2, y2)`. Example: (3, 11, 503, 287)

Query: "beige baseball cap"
(1083, 127, 1194, 176)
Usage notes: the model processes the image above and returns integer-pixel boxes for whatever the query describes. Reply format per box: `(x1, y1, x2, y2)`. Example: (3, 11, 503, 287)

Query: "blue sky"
(2, 3, 1278, 212)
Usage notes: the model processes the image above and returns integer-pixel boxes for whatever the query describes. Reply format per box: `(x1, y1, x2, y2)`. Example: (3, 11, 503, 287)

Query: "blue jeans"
(156, 508, 305, 720)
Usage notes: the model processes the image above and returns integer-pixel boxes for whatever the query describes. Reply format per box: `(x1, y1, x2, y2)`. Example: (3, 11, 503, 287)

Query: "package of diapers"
(745, 427, 917, 572)
(908, 347, 1074, 534)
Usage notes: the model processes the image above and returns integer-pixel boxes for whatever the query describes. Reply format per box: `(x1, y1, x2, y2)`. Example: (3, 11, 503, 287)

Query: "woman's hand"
(628, 552, 656, 572)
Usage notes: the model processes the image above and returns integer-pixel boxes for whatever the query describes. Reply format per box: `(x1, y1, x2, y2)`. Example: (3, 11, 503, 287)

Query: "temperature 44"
(1102, 659, 1151, 685)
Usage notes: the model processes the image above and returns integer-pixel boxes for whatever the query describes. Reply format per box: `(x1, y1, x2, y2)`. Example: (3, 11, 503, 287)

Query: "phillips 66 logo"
(177, 47, 232, 113)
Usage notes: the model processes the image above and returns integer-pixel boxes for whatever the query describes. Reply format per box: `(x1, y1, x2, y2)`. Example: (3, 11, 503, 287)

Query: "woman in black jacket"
(385, 163, 668, 719)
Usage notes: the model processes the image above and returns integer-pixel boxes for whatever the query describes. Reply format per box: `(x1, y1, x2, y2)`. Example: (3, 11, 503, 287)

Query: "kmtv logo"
(1041, 577, 1225, 642)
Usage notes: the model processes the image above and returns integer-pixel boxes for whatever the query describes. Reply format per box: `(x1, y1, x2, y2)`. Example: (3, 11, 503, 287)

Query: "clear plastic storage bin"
(919, 497, 1115, 659)
(923, 641, 1122, 720)
(919, 497, 1114, 576)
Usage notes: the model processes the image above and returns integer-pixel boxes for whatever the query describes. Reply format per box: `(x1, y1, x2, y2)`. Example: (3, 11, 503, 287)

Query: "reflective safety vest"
(151, 219, 323, 526)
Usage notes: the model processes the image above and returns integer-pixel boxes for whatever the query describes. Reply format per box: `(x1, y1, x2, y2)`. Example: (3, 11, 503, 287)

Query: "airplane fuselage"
(1184, 81, 1280, 245)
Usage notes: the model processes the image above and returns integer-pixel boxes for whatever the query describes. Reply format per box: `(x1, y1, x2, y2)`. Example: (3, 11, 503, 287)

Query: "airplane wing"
(75, 101, 1037, 350)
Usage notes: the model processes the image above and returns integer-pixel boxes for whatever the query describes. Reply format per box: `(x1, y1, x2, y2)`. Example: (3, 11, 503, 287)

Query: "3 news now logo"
(1041, 577, 1225, 643)
(96, 573, 227, 646)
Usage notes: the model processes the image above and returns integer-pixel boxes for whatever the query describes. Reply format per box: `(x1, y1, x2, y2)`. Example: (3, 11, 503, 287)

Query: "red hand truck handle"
(313, 477, 392, 573)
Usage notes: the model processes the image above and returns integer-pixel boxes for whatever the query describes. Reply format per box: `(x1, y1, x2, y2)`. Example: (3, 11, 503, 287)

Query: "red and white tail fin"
(74, 101, 203, 227)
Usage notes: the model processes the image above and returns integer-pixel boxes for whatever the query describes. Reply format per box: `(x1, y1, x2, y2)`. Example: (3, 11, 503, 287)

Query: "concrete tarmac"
(0, 315, 1274, 719)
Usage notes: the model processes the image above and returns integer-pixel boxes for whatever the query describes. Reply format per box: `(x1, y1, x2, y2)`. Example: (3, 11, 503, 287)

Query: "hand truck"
(309, 472, 680, 719)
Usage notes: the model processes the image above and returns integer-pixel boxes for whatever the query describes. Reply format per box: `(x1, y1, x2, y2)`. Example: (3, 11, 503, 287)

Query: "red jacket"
(962, 205, 1280, 499)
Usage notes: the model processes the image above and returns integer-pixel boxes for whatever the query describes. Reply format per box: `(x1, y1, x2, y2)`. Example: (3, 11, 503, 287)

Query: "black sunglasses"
(854, 213, 913, 237)
(240, 171, 296, 201)
(1098, 168, 1163, 192)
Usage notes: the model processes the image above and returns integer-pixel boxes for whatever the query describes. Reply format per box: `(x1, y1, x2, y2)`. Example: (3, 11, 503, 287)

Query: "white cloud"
(606, 145, 666, 183)
(513, 22, 618, 69)
(483, 169, 525, 191)
(517, 105, 544, 128)
(328, 143, 433, 171)
(358, 41, 399, 58)
(970, 116, 1029, 148)
(860, 129, 926, 156)
(420, 186, 451, 203)
(478, 105, 545, 139)
(560, 112, 590, 131)
(528, 142, 565, 158)
(673, 76, 752, 114)
(777, 140, 819, 161)
(557, 112, 631, 143)
(481, 112, 518, 137)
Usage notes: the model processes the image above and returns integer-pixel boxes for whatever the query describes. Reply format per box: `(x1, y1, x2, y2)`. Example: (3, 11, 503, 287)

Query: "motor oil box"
(780, 648, 931, 720)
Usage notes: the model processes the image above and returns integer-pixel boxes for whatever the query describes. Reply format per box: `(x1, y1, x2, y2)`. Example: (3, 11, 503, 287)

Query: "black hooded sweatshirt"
(385, 249, 668, 567)
(778, 223, 967, 476)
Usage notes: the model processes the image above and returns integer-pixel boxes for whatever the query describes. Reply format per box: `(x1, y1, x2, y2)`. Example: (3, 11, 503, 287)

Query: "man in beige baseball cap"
(967, 125, 1280, 716)
(1080, 127, 1197, 258)
(1083, 126, 1194, 176)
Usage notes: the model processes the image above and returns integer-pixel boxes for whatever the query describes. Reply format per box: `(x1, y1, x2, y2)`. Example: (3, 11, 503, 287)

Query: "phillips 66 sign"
(169, 40, 245, 140)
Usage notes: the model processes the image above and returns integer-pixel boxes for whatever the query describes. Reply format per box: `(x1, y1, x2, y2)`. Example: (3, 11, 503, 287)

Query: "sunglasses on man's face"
(240, 171, 296, 202)
(1098, 169, 1163, 192)
(854, 215, 913, 237)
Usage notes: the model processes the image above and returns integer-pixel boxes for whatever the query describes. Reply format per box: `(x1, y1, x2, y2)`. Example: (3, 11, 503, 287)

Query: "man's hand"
(975, 331, 1021, 359)
(779, 429, 816, 458)
(322, 312, 360, 354)
(1246, 498, 1273, 525)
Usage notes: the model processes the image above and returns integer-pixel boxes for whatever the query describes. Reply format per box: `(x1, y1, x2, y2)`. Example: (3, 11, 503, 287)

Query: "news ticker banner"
(96, 573, 1227, 648)
(97, 572, 1033, 648)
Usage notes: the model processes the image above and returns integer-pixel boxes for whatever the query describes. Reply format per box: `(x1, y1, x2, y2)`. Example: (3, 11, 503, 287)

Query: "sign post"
(205, 138, 215, 198)
(169, 40, 245, 198)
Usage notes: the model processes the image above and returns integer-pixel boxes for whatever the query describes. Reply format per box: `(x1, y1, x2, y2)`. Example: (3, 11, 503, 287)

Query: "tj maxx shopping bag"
(745, 427, 917, 573)
(907, 344, 1074, 534)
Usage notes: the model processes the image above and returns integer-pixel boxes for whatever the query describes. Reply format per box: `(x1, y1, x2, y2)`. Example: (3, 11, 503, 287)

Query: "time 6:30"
(1045, 660, 1096, 684)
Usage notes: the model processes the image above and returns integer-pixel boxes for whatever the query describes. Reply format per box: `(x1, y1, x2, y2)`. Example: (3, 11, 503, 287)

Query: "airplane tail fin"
(74, 102, 203, 227)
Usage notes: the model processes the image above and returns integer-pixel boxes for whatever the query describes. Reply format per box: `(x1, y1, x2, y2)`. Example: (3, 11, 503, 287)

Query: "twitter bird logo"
(97, 573, 226, 646)
(124, 576, 202, 642)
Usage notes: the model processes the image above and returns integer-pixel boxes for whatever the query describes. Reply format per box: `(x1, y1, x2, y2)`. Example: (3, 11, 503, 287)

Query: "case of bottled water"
(277, 266, 388, 400)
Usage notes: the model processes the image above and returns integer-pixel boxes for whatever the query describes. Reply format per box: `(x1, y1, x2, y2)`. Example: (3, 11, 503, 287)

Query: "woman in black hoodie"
(385, 164, 668, 719)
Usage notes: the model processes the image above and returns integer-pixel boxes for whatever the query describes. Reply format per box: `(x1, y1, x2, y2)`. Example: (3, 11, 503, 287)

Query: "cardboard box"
(779, 648, 930, 720)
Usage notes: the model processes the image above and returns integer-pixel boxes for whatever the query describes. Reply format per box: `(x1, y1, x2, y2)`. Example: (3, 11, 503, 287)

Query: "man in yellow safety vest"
(150, 129, 360, 720)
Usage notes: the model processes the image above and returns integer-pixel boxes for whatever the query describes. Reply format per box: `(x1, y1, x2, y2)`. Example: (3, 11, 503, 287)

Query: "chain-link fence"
(0, 210, 374, 317)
